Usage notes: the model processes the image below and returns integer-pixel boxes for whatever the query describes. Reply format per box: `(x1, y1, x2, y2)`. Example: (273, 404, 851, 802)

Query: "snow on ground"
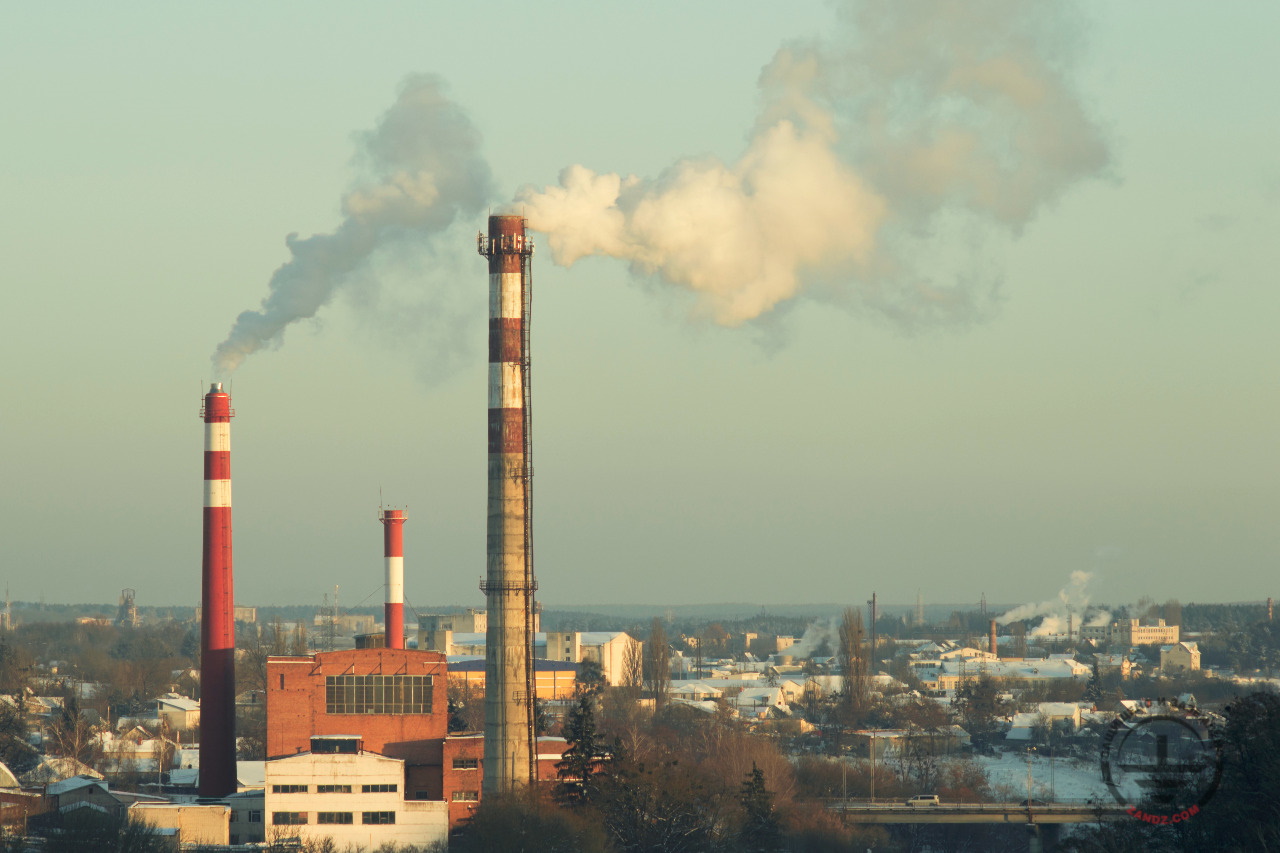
(967, 751, 1110, 803)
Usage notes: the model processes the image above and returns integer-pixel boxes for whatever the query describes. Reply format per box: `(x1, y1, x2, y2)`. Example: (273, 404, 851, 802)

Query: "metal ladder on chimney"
(520, 249, 537, 784)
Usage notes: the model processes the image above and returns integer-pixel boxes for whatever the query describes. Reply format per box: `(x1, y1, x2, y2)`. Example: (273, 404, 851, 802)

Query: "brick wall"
(266, 649, 448, 762)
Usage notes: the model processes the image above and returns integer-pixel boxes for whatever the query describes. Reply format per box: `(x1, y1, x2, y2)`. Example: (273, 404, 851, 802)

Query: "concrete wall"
(130, 803, 229, 847)
(264, 752, 448, 850)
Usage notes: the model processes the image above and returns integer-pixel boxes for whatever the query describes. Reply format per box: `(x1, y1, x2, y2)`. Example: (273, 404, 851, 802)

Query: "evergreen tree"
(576, 657, 606, 701)
(556, 691, 602, 806)
(0, 699, 37, 773)
(739, 762, 782, 852)
(1084, 659, 1102, 705)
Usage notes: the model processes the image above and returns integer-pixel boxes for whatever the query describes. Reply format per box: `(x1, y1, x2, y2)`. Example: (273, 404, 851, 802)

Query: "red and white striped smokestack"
(380, 510, 406, 649)
(199, 382, 236, 797)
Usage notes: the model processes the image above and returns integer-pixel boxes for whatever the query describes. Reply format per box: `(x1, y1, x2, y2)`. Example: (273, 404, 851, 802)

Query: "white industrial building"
(427, 630, 641, 687)
(263, 738, 448, 850)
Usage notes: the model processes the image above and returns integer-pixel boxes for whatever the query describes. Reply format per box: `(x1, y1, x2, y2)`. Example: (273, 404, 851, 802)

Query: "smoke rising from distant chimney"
(519, 0, 1109, 327)
(212, 74, 493, 374)
(998, 569, 1096, 637)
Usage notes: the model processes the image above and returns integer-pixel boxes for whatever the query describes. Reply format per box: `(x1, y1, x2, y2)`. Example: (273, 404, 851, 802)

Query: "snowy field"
(966, 751, 1111, 803)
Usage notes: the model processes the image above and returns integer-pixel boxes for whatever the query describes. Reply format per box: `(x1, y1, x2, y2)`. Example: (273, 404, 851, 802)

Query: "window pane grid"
(325, 675, 433, 714)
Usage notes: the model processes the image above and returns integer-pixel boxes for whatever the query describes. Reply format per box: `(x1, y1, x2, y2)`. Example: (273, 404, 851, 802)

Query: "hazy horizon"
(3, 2, 1276, 609)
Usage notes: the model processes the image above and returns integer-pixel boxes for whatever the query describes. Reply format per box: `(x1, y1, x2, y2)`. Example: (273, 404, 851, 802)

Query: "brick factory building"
(265, 647, 566, 836)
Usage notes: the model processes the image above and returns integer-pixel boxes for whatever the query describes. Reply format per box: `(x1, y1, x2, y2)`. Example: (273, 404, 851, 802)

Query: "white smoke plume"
(518, 0, 1109, 328)
(998, 570, 1094, 636)
(786, 618, 841, 660)
(212, 75, 493, 374)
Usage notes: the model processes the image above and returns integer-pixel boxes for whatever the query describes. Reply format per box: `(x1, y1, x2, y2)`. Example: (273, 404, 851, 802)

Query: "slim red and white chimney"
(200, 382, 236, 797)
(380, 510, 406, 649)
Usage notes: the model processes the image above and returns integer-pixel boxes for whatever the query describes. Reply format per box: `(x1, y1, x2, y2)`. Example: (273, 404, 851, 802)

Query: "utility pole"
(867, 592, 878, 674)
(869, 731, 876, 802)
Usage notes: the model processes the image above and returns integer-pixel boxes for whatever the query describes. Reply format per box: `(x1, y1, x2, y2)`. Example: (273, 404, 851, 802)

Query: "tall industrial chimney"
(380, 510, 407, 649)
(199, 382, 236, 797)
(989, 619, 997, 656)
(477, 215, 536, 794)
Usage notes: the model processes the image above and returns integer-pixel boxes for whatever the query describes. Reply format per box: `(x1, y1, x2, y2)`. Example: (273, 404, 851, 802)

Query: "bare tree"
(643, 619, 670, 711)
(290, 623, 309, 656)
(48, 695, 102, 769)
(622, 635, 643, 701)
(837, 607, 869, 723)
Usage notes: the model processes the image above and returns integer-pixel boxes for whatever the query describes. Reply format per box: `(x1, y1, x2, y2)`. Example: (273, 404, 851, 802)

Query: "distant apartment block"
(194, 605, 258, 624)
(544, 631, 641, 686)
(1079, 618, 1179, 647)
(417, 611, 488, 653)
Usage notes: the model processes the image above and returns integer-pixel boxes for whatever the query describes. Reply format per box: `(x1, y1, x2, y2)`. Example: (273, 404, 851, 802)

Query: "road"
(827, 800, 1129, 824)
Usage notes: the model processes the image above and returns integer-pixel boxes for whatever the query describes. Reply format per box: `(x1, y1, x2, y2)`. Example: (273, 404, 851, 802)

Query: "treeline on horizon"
(8, 599, 1273, 637)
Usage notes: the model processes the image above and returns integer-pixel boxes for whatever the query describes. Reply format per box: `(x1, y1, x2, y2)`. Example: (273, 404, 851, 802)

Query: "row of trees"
(453, 661, 883, 853)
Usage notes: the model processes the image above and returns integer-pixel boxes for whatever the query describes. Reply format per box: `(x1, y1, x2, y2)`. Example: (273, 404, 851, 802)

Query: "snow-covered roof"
(168, 768, 198, 787)
(670, 699, 722, 715)
(0, 761, 20, 789)
(47, 775, 108, 797)
(21, 757, 104, 787)
(576, 632, 631, 645)
(734, 687, 785, 708)
(157, 695, 200, 712)
(668, 681, 723, 696)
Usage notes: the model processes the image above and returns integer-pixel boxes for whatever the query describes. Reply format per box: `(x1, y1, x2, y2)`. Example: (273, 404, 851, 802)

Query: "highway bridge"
(827, 801, 1137, 852)
(827, 799, 1130, 824)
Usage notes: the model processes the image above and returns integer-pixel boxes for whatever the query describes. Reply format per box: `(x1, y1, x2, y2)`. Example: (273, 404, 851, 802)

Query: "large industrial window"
(272, 785, 308, 794)
(451, 791, 479, 802)
(317, 784, 352, 794)
(452, 758, 479, 770)
(272, 812, 308, 825)
(325, 674, 433, 715)
(362, 812, 396, 825)
(362, 783, 398, 793)
(317, 812, 354, 825)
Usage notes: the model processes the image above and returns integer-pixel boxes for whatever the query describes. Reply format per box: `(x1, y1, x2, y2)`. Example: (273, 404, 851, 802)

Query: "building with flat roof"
(264, 739, 448, 850)
(265, 647, 566, 832)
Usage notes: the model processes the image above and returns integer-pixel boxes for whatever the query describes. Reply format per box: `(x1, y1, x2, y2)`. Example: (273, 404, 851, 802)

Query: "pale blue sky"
(1, 2, 1276, 611)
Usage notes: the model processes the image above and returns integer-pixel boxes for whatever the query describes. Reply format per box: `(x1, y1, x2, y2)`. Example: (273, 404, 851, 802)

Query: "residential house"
(1160, 642, 1201, 673)
(156, 695, 200, 732)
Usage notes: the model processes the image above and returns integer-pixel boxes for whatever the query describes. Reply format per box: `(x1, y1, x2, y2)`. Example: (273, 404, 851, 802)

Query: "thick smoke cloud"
(519, 0, 1109, 327)
(212, 75, 492, 374)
